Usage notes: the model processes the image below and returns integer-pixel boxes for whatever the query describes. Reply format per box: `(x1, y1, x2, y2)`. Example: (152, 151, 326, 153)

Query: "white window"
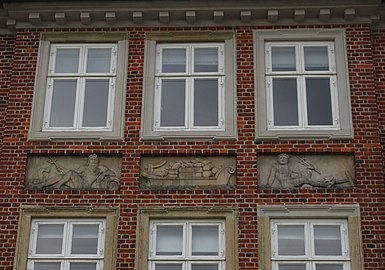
(43, 44, 116, 131)
(254, 29, 353, 139)
(29, 33, 128, 141)
(154, 43, 224, 131)
(271, 220, 350, 270)
(266, 42, 338, 130)
(27, 219, 105, 270)
(148, 220, 226, 270)
(141, 32, 236, 140)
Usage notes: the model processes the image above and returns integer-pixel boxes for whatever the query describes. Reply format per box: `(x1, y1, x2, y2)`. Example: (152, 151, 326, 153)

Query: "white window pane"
(271, 47, 296, 72)
(155, 264, 183, 270)
(49, 79, 77, 128)
(71, 224, 99, 255)
(82, 79, 109, 127)
(314, 225, 342, 256)
(156, 225, 183, 256)
(162, 48, 186, 73)
(54, 48, 80, 73)
(86, 48, 112, 73)
(193, 79, 219, 127)
(194, 48, 219, 72)
(70, 262, 97, 270)
(272, 78, 299, 126)
(192, 225, 219, 256)
(304, 46, 329, 71)
(316, 264, 344, 270)
(33, 262, 61, 270)
(36, 224, 64, 254)
(160, 79, 186, 127)
(278, 264, 307, 270)
(277, 225, 305, 256)
(192, 264, 219, 270)
(306, 78, 333, 126)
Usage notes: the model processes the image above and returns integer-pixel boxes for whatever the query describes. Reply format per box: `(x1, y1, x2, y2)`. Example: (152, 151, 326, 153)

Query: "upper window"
(28, 219, 105, 270)
(271, 220, 349, 270)
(29, 33, 128, 140)
(141, 32, 236, 140)
(254, 29, 353, 139)
(149, 220, 225, 270)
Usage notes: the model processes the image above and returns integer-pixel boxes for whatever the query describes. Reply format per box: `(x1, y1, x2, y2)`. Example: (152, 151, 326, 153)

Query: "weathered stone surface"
(25, 154, 121, 191)
(140, 156, 236, 189)
(258, 154, 355, 189)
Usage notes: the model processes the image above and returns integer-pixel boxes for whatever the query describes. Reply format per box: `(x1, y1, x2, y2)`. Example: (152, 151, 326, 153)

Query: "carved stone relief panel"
(140, 156, 236, 190)
(25, 154, 121, 191)
(258, 153, 355, 189)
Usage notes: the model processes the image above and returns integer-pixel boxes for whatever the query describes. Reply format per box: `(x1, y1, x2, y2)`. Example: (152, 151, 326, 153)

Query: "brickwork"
(0, 24, 384, 270)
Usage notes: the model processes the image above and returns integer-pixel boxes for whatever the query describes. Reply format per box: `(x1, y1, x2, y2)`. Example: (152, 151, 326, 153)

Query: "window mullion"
(187, 77, 193, 129)
(75, 78, 85, 129)
(300, 76, 307, 128)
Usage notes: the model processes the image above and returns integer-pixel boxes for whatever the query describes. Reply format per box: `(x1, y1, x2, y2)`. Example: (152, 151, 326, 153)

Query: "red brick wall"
(0, 25, 385, 269)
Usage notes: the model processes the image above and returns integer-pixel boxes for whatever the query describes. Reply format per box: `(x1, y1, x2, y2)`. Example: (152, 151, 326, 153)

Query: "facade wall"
(0, 5, 385, 270)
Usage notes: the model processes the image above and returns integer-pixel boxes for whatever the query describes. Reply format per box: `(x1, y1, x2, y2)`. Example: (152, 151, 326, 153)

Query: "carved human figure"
(267, 154, 335, 189)
(37, 154, 120, 190)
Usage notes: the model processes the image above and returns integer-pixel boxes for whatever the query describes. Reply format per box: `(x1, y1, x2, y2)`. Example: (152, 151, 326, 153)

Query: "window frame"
(265, 42, 339, 130)
(148, 220, 226, 270)
(254, 29, 353, 140)
(29, 32, 128, 141)
(13, 206, 119, 270)
(154, 43, 225, 131)
(141, 32, 237, 140)
(257, 205, 363, 270)
(134, 207, 238, 270)
(271, 219, 350, 270)
(43, 43, 117, 131)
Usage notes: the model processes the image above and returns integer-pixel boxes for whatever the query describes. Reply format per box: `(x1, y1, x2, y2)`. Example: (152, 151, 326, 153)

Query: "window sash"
(149, 220, 225, 261)
(27, 259, 103, 270)
(265, 42, 335, 75)
(266, 75, 338, 129)
(43, 77, 115, 131)
(154, 77, 224, 130)
(156, 44, 224, 76)
(271, 220, 349, 261)
(272, 261, 350, 270)
(29, 220, 105, 259)
(49, 44, 117, 76)
(149, 261, 225, 270)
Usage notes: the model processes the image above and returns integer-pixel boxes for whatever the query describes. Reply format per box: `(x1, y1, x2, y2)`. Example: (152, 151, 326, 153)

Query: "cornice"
(0, 0, 382, 34)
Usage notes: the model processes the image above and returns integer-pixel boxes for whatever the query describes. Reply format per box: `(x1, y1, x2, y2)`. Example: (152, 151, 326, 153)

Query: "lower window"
(135, 207, 237, 270)
(258, 205, 363, 270)
(271, 220, 350, 270)
(27, 219, 105, 270)
(148, 220, 225, 270)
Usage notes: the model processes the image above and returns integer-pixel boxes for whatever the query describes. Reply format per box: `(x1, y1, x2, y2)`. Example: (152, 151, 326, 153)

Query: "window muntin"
(27, 219, 105, 270)
(271, 220, 349, 270)
(154, 43, 224, 131)
(43, 44, 116, 131)
(266, 42, 338, 130)
(148, 220, 225, 270)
